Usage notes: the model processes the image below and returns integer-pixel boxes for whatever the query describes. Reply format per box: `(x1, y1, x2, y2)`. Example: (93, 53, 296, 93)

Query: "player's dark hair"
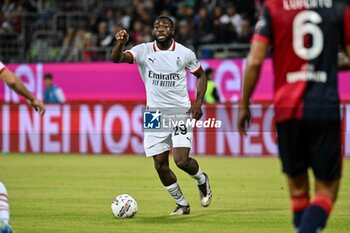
(154, 15, 174, 28)
(44, 73, 53, 80)
(205, 68, 213, 76)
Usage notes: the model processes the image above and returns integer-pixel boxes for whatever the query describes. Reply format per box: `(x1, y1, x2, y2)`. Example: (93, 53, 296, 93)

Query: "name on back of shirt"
(283, 0, 333, 10)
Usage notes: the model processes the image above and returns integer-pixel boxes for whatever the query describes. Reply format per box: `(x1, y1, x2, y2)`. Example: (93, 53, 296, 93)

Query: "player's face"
(153, 19, 174, 44)
(44, 78, 52, 88)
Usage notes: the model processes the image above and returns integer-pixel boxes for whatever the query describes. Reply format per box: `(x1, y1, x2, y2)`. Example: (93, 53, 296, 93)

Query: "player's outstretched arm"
(192, 68, 207, 120)
(0, 68, 46, 116)
(111, 30, 133, 63)
(238, 40, 269, 135)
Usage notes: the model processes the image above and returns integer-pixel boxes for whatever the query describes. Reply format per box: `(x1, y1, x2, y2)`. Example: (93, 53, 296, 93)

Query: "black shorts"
(276, 119, 342, 180)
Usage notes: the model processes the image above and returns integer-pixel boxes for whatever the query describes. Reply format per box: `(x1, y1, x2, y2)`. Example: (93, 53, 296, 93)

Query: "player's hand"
(115, 30, 129, 44)
(238, 101, 251, 136)
(191, 103, 203, 120)
(30, 98, 46, 116)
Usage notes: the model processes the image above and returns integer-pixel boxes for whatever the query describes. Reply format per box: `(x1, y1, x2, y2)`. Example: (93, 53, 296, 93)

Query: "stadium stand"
(0, 0, 259, 62)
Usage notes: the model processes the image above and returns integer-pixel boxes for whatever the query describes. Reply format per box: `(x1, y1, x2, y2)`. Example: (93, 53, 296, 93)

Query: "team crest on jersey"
(176, 57, 182, 67)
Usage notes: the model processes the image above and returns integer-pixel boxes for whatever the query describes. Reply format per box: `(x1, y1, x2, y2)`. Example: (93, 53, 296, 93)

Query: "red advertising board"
(1, 102, 349, 156)
(2, 60, 350, 102)
(1, 60, 349, 156)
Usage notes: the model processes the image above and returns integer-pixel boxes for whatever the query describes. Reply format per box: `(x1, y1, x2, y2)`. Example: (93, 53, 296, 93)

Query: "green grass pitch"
(0, 154, 349, 233)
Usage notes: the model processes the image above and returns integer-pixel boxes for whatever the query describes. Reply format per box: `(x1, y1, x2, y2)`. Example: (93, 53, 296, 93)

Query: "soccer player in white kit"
(111, 16, 212, 215)
(0, 62, 45, 232)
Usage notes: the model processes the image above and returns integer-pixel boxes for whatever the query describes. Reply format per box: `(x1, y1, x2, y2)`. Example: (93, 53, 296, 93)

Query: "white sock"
(191, 168, 206, 185)
(0, 182, 10, 223)
(164, 182, 189, 206)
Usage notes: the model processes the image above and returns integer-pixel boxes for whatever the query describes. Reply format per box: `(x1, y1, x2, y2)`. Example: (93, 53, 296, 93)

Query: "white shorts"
(144, 129, 193, 157)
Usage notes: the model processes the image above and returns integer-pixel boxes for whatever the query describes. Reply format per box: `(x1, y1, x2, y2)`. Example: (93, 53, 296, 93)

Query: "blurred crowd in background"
(0, 0, 263, 63)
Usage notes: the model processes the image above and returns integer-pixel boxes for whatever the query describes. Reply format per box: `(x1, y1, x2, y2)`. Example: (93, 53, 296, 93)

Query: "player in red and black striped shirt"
(239, 0, 350, 232)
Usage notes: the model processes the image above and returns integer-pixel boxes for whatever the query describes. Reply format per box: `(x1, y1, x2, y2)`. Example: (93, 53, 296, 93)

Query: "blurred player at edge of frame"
(0, 61, 45, 115)
(111, 16, 212, 216)
(0, 62, 45, 232)
(0, 182, 12, 233)
(238, 1, 350, 232)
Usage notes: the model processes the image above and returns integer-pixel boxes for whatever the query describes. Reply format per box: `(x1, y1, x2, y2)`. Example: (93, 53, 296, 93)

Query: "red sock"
(298, 193, 334, 232)
(291, 194, 309, 228)
(291, 194, 309, 212)
(311, 193, 333, 215)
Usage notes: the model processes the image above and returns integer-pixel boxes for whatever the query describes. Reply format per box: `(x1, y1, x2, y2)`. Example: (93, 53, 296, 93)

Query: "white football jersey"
(126, 40, 201, 109)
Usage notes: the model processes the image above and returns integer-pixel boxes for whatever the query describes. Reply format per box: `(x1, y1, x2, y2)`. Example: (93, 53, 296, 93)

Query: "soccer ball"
(111, 194, 138, 218)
